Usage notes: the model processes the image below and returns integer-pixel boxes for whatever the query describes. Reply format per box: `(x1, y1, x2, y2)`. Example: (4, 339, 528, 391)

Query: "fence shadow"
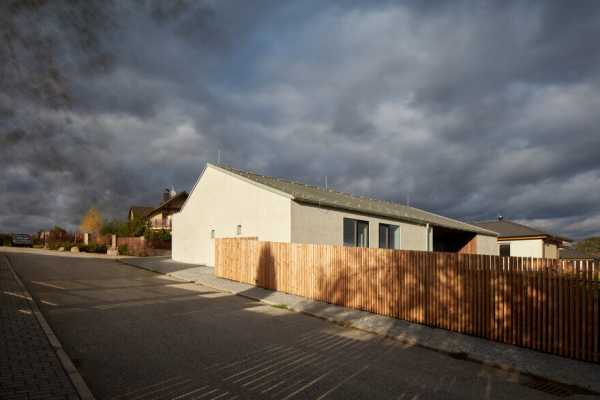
(257, 244, 276, 291)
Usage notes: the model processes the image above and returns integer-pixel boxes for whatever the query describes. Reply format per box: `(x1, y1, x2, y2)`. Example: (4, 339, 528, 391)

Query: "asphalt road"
(4, 251, 584, 400)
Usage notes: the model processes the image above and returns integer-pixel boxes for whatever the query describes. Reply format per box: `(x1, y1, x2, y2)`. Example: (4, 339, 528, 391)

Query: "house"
(172, 163, 498, 266)
(471, 218, 571, 259)
(128, 206, 154, 222)
(146, 189, 189, 231)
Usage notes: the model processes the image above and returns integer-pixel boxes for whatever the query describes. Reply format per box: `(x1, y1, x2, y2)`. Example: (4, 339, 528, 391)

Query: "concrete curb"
(3, 254, 96, 400)
(117, 258, 600, 394)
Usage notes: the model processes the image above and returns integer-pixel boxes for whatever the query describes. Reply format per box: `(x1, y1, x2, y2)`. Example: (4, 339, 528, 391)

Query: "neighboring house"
(146, 190, 189, 231)
(471, 218, 571, 259)
(128, 206, 153, 221)
(173, 163, 498, 266)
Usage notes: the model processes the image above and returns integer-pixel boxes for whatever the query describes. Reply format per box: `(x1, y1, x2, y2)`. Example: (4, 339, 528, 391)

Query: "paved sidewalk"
(121, 256, 600, 394)
(0, 246, 134, 260)
(0, 255, 80, 400)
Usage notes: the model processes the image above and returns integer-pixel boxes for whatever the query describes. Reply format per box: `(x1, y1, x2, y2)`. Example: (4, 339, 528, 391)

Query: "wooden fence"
(215, 238, 600, 363)
(95, 235, 171, 256)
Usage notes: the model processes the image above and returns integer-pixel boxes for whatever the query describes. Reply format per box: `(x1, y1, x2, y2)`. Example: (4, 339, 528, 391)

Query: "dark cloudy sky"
(1, 1, 600, 238)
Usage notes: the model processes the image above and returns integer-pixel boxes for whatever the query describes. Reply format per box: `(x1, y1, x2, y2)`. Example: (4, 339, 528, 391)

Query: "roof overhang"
(498, 235, 571, 243)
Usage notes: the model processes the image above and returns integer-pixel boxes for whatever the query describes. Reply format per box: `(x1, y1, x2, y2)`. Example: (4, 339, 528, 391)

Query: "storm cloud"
(1, 0, 600, 238)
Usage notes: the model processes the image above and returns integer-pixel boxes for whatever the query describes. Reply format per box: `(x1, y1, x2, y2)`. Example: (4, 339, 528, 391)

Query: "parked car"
(11, 233, 33, 247)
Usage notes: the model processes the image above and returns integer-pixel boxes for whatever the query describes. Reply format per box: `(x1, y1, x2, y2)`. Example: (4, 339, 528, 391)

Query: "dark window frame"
(499, 243, 511, 257)
(343, 218, 369, 248)
(379, 223, 400, 249)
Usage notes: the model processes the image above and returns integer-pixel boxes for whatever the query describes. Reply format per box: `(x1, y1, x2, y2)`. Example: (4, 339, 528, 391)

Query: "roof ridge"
(475, 219, 548, 233)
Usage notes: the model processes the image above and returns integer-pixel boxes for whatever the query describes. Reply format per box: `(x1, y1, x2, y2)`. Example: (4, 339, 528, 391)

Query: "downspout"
(426, 223, 430, 251)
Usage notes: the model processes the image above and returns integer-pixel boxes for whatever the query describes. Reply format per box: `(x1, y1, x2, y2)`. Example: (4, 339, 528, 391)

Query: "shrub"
(92, 244, 107, 253)
(101, 217, 148, 237)
(49, 241, 74, 251)
(145, 229, 171, 241)
(129, 217, 148, 237)
(75, 243, 106, 253)
(118, 244, 129, 255)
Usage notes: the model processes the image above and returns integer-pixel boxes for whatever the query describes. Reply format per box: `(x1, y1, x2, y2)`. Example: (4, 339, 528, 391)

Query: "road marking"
(128, 378, 193, 400)
(207, 392, 230, 400)
(314, 365, 370, 400)
(31, 280, 66, 289)
(189, 388, 219, 399)
(111, 376, 188, 399)
(170, 385, 209, 400)
(3, 290, 32, 301)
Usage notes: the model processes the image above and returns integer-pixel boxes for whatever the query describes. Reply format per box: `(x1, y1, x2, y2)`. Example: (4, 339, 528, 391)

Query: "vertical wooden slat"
(549, 259, 555, 354)
(555, 260, 562, 356)
(575, 260, 581, 359)
(534, 257, 540, 350)
(593, 261, 600, 362)
(583, 260, 588, 361)
(515, 257, 522, 347)
(559, 259, 565, 357)
(587, 261, 594, 361)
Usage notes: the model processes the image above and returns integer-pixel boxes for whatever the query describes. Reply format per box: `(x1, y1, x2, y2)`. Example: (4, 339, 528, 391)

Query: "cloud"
(1, 0, 599, 240)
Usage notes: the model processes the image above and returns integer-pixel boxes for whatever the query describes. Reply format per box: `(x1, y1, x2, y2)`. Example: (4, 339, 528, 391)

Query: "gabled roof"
(210, 163, 496, 236)
(128, 206, 154, 219)
(471, 219, 572, 242)
(147, 191, 188, 217)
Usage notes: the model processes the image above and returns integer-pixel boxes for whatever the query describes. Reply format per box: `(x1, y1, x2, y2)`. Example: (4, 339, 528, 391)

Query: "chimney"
(162, 188, 170, 203)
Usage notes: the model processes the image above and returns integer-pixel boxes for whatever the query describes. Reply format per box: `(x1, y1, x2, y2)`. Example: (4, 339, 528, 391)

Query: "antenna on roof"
(217, 150, 222, 164)
(325, 176, 328, 190)
(406, 193, 410, 207)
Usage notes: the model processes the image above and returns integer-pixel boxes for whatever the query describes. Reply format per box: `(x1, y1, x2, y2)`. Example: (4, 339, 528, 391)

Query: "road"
(3, 250, 584, 400)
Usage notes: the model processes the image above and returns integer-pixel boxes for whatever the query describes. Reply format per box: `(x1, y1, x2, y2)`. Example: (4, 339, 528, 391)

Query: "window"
(343, 218, 369, 247)
(499, 243, 510, 257)
(379, 224, 400, 249)
(236, 225, 242, 236)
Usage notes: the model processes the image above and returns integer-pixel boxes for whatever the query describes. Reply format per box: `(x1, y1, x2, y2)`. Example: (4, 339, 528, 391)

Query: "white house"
(172, 164, 498, 266)
(471, 218, 571, 259)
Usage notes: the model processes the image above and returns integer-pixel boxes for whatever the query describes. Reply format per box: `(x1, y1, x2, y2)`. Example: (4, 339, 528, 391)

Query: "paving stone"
(0, 256, 80, 399)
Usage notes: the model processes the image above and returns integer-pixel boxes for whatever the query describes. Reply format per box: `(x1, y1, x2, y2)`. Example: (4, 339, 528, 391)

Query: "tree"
(100, 217, 147, 237)
(80, 207, 103, 234)
(575, 237, 600, 255)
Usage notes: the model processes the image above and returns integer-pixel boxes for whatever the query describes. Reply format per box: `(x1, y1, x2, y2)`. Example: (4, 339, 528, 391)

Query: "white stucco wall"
(476, 234, 499, 255)
(290, 201, 428, 251)
(172, 166, 292, 266)
(500, 239, 544, 258)
(543, 242, 559, 259)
